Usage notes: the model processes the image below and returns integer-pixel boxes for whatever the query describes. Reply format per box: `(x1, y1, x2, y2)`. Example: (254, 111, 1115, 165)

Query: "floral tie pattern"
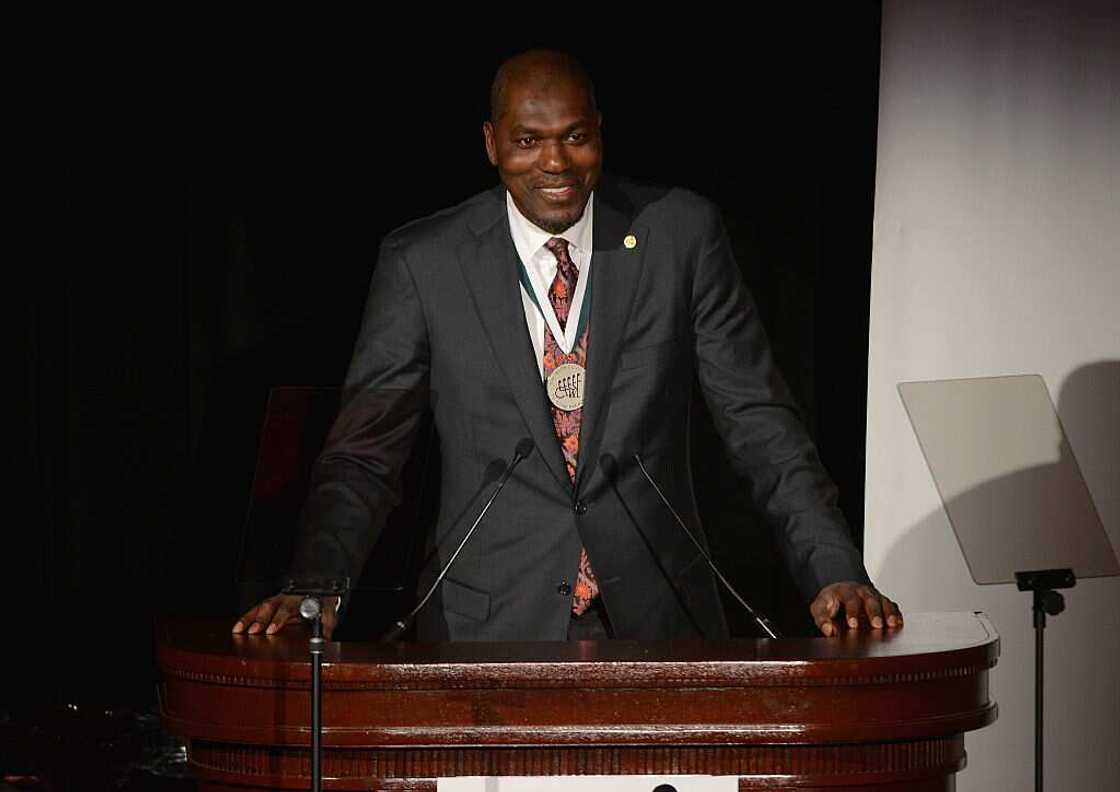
(543, 237, 599, 616)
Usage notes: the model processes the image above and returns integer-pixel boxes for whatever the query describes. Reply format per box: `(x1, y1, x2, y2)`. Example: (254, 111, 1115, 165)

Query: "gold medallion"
(546, 363, 585, 411)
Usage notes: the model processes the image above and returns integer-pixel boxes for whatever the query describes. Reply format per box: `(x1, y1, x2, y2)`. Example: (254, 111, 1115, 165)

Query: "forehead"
(497, 78, 596, 129)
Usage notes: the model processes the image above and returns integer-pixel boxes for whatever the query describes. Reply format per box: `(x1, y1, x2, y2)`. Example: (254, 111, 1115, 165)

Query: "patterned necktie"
(542, 237, 599, 616)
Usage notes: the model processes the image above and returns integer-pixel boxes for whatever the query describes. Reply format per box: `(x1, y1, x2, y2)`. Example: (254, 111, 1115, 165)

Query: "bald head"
(489, 49, 597, 122)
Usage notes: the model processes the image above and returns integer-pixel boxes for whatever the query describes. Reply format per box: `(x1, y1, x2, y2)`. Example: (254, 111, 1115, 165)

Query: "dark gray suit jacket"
(293, 176, 870, 641)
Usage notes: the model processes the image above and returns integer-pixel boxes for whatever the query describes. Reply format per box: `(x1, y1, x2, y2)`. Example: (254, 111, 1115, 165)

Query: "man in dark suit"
(234, 49, 901, 642)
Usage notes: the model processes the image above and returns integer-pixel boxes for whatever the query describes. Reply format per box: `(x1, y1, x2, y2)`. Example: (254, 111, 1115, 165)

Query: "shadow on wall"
(881, 361, 1120, 600)
(877, 366, 1120, 788)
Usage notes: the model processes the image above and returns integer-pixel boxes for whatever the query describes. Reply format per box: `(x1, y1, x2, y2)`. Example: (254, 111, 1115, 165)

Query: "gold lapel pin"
(623, 234, 637, 250)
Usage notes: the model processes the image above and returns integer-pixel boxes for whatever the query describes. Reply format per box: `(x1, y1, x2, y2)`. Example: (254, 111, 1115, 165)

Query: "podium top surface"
(158, 612, 999, 753)
(157, 611, 997, 689)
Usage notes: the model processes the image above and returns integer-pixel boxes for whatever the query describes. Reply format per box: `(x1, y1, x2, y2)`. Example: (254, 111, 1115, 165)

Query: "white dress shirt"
(506, 190, 594, 379)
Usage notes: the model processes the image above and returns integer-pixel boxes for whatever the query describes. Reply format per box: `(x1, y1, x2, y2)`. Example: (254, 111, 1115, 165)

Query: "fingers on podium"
(231, 602, 261, 634)
(232, 595, 340, 637)
(883, 597, 904, 628)
(231, 595, 294, 635)
(842, 591, 863, 629)
(858, 587, 886, 628)
(266, 601, 295, 634)
(811, 594, 840, 637)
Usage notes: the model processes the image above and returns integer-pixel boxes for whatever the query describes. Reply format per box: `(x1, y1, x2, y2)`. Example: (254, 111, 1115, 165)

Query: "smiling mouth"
(537, 185, 577, 200)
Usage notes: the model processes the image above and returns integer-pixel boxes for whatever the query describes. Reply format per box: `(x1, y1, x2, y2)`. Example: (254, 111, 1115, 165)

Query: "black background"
(10, 9, 882, 718)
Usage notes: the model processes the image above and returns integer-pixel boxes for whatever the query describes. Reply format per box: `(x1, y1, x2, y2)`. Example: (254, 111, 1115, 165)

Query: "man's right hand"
(232, 594, 340, 639)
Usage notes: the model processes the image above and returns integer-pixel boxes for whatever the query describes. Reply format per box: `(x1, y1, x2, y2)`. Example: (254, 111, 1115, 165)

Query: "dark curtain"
(10, 9, 881, 713)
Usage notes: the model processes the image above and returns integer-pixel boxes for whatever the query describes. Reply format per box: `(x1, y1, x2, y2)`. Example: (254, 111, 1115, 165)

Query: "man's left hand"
(810, 581, 902, 637)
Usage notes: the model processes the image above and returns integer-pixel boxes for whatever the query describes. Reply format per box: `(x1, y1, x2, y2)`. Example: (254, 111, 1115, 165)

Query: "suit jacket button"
(557, 581, 572, 596)
(573, 500, 589, 515)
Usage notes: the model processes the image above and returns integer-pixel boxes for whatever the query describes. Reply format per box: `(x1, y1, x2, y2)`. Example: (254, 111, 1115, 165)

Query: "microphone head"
(599, 453, 619, 480)
(298, 597, 322, 621)
(514, 438, 535, 458)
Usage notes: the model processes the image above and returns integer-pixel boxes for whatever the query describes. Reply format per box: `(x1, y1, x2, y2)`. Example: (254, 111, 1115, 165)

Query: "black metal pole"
(308, 600, 324, 792)
(1014, 569, 1073, 792)
(286, 579, 349, 792)
(1033, 591, 1044, 792)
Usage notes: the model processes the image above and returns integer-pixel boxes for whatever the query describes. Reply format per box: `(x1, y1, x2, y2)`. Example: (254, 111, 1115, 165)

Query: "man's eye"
(516, 136, 536, 148)
(567, 132, 586, 143)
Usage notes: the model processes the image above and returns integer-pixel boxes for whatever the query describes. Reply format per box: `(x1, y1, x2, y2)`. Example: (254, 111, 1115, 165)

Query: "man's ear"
(483, 121, 498, 166)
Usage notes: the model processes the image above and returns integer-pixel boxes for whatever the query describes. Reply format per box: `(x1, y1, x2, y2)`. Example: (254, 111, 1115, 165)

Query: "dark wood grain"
(157, 612, 998, 790)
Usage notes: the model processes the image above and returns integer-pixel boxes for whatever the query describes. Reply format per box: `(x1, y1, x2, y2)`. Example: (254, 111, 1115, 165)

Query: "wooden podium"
(157, 612, 997, 791)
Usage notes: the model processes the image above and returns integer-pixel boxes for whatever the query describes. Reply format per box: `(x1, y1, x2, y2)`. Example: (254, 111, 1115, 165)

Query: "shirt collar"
(506, 190, 594, 264)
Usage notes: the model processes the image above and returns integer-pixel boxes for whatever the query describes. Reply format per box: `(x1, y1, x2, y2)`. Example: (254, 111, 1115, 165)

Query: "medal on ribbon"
(546, 362, 585, 411)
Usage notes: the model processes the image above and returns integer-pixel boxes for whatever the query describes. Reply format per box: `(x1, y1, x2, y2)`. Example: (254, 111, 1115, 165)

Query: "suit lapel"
(575, 181, 647, 493)
(460, 191, 572, 491)
(459, 181, 647, 496)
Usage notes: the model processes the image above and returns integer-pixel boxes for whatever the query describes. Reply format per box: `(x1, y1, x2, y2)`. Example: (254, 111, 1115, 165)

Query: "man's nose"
(537, 140, 570, 172)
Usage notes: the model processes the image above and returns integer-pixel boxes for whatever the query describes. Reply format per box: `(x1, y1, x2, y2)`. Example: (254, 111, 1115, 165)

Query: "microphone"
(298, 597, 322, 621)
(600, 453, 705, 637)
(380, 438, 535, 641)
(631, 452, 781, 639)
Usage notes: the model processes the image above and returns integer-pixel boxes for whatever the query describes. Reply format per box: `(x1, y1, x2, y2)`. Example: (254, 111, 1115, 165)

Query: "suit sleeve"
(689, 201, 871, 602)
(289, 236, 431, 586)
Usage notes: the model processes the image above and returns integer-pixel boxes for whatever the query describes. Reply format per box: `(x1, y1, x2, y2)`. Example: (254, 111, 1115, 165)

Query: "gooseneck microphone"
(381, 438, 534, 642)
(631, 452, 781, 639)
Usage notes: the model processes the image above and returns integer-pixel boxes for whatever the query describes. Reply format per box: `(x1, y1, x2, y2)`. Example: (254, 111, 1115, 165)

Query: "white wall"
(866, 1, 1120, 789)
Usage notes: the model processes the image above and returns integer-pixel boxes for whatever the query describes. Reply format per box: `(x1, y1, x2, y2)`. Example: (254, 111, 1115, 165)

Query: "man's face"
(483, 76, 602, 234)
